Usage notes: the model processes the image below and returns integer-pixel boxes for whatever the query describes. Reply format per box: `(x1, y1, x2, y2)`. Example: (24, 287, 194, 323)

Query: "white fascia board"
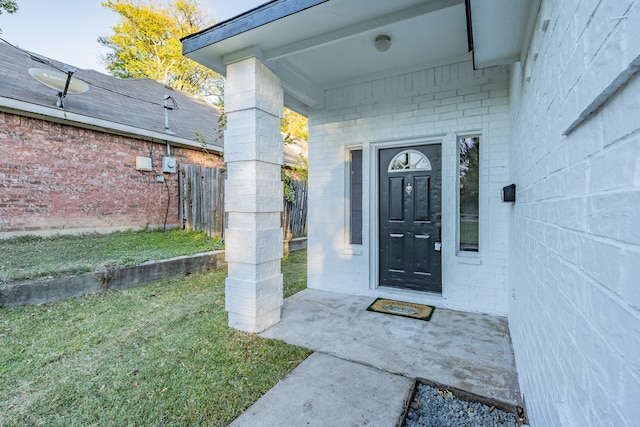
(519, 0, 543, 65)
(0, 96, 223, 154)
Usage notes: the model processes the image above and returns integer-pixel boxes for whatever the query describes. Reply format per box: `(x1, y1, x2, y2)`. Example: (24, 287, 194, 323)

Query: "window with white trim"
(459, 136, 479, 252)
(349, 149, 363, 245)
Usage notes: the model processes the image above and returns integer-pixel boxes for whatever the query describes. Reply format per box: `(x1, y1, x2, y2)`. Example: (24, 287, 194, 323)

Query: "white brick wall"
(307, 58, 513, 315)
(224, 58, 284, 333)
(508, 0, 640, 425)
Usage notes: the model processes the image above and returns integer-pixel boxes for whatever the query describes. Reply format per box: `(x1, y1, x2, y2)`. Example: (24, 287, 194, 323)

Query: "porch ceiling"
(182, 0, 538, 113)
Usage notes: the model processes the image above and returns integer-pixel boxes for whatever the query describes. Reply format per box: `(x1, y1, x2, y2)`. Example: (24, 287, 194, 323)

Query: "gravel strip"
(403, 384, 519, 427)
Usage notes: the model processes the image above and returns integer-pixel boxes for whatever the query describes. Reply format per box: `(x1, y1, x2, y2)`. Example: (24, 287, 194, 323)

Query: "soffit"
(468, 0, 541, 68)
(182, 0, 538, 112)
(183, 0, 469, 112)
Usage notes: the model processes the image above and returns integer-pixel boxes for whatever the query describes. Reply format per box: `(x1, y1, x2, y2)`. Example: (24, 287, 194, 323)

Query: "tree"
(459, 137, 479, 215)
(281, 108, 308, 142)
(0, 0, 18, 33)
(99, 0, 222, 98)
(0, 0, 17, 14)
(100, 0, 308, 143)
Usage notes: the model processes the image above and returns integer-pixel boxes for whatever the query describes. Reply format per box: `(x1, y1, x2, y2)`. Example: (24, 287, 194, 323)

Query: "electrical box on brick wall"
(136, 156, 153, 172)
(162, 156, 177, 174)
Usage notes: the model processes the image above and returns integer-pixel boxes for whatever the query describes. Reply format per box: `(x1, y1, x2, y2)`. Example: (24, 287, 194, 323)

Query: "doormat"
(396, 377, 527, 427)
(366, 298, 435, 321)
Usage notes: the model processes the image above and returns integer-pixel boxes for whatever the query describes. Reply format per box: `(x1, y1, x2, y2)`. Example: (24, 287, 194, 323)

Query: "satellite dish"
(29, 68, 89, 94)
(28, 66, 89, 108)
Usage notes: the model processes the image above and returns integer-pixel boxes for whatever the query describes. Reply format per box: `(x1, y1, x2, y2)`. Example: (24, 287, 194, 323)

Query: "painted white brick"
(620, 369, 640, 423)
(224, 112, 283, 164)
(440, 95, 465, 106)
(508, 1, 640, 425)
(225, 163, 283, 213)
(228, 259, 280, 282)
(225, 228, 283, 264)
(587, 190, 640, 245)
(589, 140, 638, 192)
(621, 249, 640, 310)
(456, 100, 482, 111)
(438, 111, 463, 121)
(308, 57, 512, 315)
(224, 57, 284, 333)
(225, 275, 283, 304)
(227, 212, 280, 230)
(227, 309, 281, 334)
(225, 57, 283, 117)
(226, 161, 281, 181)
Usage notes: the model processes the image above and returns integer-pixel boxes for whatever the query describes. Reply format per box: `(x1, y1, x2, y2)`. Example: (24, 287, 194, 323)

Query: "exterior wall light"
(502, 184, 516, 203)
(375, 35, 391, 52)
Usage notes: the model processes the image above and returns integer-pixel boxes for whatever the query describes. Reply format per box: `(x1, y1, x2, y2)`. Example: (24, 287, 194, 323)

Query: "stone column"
(223, 57, 284, 333)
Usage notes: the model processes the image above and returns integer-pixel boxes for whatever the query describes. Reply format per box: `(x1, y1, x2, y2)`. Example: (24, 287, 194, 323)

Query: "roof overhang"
(0, 96, 223, 153)
(182, 0, 539, 113)
(466, 0, 541, 68)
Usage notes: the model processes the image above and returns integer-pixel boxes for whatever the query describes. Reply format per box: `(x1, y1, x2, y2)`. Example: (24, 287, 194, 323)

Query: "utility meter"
(162, 156, 177, 174)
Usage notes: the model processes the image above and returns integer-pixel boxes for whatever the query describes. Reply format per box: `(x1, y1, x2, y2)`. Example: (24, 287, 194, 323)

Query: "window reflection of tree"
(459, 137, 479, 251)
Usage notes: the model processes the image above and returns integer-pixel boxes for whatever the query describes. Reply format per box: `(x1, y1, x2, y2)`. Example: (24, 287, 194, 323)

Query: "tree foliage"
(100, 0, 308, 143)
(459, 137, 480, 214)
(281, 108, 308, 142)
(0, 0, 18, 15)
(0, 0, 18, 33)
(99, 0, 222, 98)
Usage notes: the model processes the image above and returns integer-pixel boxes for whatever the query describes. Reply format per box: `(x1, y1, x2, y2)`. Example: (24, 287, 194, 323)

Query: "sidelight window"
(459, 137, 479, 252)
(349, 149, 363, 245)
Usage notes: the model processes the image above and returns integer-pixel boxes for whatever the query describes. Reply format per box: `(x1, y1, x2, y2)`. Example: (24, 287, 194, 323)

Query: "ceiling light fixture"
(374, 35, 391, 52)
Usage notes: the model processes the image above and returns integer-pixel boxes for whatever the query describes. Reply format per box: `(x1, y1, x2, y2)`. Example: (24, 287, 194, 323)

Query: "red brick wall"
(0, 111, 223, 236)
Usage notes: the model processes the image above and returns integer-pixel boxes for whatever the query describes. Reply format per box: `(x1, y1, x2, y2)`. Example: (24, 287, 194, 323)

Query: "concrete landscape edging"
(283, 237, 307, 254)
(0, 251, 226, 308)
(1, 238, 307, 308)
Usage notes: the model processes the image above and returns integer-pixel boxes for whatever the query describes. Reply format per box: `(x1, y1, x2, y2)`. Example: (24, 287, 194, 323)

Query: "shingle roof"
(0, 41, 222, 150)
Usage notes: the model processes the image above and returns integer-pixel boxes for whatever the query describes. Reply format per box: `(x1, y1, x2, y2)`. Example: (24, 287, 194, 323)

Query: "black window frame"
(349, 149, 363, 245)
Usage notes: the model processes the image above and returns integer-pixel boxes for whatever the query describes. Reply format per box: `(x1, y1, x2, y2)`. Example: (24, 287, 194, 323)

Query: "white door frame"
(368, 135, 445, 291)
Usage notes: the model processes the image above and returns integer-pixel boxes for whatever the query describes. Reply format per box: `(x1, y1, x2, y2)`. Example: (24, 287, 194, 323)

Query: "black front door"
(379, 144, 442, 292)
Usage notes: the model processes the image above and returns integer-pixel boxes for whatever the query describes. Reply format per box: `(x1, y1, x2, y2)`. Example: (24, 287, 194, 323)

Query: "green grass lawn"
(0, 250, 310, 426)
(0, 229, 224, 283)
(282, 249, 306, 298)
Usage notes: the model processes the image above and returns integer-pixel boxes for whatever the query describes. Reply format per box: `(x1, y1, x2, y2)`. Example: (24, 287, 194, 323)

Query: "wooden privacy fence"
(178, 164, 225, 238)
(178, 165, 307, 240)
(283, 180, 308, 240)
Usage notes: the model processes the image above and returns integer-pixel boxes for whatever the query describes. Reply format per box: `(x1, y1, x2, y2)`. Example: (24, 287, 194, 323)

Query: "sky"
(0, 0, 266, 74)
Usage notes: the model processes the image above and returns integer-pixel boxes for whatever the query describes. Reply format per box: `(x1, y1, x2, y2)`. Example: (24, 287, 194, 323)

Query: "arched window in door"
(388, 149, 432, 172)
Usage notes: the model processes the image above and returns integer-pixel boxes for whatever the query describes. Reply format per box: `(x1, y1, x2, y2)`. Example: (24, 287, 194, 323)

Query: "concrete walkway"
(230, 289, 521, 427)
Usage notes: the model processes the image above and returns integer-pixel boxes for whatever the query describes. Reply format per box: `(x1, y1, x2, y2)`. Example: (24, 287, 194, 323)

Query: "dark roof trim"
(464, 0, 473, 52)
(464, 0, 477, 70)
(182, 0, 329, 54)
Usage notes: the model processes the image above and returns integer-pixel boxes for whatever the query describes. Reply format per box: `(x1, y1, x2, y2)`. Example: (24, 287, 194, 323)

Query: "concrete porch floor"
(230, 289, 521, 426)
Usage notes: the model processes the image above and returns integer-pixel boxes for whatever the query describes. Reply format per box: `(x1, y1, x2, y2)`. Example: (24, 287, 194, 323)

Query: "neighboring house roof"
(283, 138, 307, 168)
(182, 0, 539, 113)
(0, 41, 223, 153)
